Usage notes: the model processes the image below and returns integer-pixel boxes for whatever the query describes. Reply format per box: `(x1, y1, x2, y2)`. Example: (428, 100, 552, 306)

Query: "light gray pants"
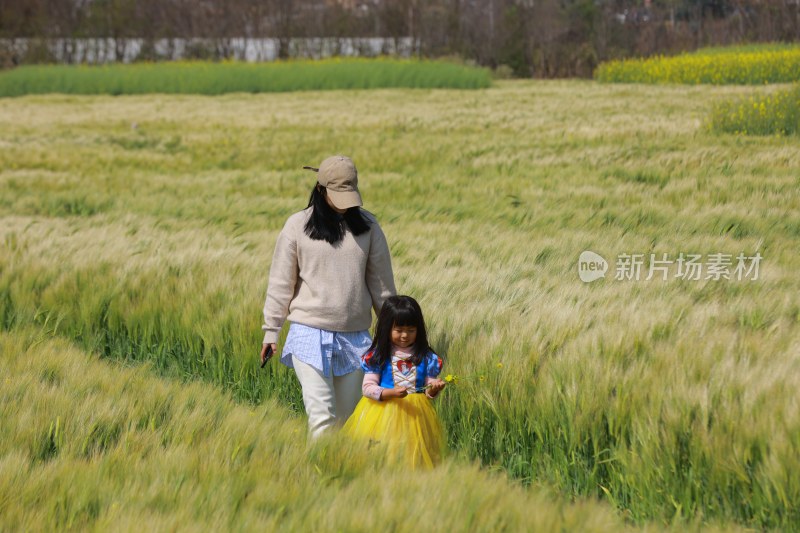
(291, 355, 364, 440)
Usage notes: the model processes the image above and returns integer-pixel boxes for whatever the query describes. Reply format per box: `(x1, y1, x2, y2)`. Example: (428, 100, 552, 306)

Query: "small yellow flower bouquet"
(443, 363, 503, 385)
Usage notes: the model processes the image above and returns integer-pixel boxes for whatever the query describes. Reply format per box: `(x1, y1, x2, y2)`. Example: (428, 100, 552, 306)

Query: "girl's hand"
(383, 386, 409, 399)
(426, 378, 446, 398)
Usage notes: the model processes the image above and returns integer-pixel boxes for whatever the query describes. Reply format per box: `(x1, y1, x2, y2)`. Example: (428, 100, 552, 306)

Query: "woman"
(260, 155, 396, 439)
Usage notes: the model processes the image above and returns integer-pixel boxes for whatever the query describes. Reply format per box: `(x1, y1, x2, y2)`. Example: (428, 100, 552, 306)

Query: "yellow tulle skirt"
(342, 393, 445, 469)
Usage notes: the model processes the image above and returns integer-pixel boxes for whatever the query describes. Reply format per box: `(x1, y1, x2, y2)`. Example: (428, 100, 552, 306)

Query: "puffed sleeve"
(426, 351, 443, 378)
(361, 350, 382, 374)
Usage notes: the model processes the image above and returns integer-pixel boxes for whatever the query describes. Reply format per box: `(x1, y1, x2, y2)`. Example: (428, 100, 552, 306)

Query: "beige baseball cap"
(303, 155, 363, 209)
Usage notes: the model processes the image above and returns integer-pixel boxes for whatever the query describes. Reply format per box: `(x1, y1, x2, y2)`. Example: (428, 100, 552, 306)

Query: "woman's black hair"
(304, 184, 371, 244)
(366, 295, 434, 368)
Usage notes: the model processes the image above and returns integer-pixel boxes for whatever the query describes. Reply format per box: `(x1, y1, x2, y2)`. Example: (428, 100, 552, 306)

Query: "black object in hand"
(260, 345, 274, 368)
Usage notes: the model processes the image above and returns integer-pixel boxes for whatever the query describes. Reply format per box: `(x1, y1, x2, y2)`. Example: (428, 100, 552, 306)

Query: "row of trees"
(1, 0, 799, 76)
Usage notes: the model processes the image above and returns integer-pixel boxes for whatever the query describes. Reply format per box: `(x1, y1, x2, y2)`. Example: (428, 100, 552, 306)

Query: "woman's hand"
(261, 343, 277, 366)
(426, 378, 446, 398)
(382, 386, 409, 399)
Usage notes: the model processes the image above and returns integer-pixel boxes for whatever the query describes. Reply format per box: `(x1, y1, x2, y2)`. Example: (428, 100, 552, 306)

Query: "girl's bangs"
(391, 306, 421, 328)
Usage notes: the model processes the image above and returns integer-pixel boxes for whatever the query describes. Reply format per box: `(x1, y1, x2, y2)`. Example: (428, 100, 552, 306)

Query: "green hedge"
(0, 59, 492, 96)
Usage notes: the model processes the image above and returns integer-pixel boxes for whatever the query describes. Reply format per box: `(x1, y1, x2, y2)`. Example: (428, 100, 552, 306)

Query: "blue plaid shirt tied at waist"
(280, 322, 372, 377)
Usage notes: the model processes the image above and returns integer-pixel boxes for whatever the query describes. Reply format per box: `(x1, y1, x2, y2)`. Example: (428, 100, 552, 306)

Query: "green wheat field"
(1, 79, 798, 531)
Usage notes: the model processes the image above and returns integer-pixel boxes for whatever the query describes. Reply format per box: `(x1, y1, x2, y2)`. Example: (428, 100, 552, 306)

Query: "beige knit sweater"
(261, 208, 396, 344)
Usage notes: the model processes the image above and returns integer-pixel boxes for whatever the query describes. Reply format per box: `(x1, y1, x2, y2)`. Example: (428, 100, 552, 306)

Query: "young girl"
(342, 295, 447, 469)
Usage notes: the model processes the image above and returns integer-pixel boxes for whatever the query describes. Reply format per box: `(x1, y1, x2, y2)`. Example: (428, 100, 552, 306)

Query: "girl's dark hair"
(304, 184, 370, 244)
(367, 295, 433, 368)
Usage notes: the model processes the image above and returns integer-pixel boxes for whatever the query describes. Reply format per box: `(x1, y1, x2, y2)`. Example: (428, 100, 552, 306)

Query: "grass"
(1, 80, 799, 529)
(594, 43, 800, 84)
(3, 327, 674, 532)
(0, 59, 492, 97)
